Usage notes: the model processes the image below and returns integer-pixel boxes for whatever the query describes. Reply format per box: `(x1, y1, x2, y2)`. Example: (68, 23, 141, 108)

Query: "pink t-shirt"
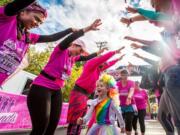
(0, 7, 39, 85)
(33, 46, 80, 90)
(134, 89, 148, 110)
(117, 80, 135, 107)
(76, 51, 116, 94)
(155, 89, 160, 98)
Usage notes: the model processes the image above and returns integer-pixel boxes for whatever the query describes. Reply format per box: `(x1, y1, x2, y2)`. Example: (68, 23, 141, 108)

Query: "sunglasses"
(34, 15, 43, 25)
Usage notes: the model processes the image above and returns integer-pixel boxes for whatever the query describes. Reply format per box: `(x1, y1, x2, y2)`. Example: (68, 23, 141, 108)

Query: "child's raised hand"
(77, 117, 83, 125)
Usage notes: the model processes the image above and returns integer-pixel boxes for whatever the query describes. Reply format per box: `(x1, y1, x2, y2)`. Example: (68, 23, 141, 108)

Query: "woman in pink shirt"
(27, 19, 102, 135)
(0, 0, 44, 85)
(0, 0, 87, 87)
(117, 69, 135, 135)
(67, 48, 125, 135)
(132, 81, 149, 135)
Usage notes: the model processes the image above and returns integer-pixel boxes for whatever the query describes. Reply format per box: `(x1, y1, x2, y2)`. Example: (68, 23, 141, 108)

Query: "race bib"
(0, 39, 27, 75)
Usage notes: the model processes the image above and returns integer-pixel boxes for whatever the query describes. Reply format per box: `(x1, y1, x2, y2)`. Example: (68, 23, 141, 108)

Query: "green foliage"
(0, 0, 13, 6)
(24, 47, 51, 75)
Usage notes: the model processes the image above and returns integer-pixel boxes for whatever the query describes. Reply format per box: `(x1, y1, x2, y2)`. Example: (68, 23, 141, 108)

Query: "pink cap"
(72, 39, 88, 53)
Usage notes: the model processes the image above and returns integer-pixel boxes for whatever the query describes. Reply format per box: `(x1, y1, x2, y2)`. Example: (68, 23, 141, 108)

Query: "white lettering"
(0, 113, 17, 124)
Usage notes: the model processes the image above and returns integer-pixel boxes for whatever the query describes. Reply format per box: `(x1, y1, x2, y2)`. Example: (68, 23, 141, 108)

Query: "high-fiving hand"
(116, 46, 125, 53)
(118, 54, 126, 61)
(130, 43, 142, 49)
(97, 47, 109, 55)
(126, 6, 138, 13)
(84, 19, 102, 32)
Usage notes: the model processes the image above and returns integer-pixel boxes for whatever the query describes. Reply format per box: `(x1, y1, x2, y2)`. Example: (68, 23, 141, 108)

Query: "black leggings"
(27, 84, 62, 135)
(132, 109, 146, 133)
(122, 112, 134, 132)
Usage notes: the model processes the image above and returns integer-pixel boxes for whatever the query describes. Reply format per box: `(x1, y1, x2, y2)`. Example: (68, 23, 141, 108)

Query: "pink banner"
(0, 91, 68, 131)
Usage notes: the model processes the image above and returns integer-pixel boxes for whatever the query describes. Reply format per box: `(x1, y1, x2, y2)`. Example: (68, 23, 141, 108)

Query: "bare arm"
(124, 36, 157, 46)
(120, 15, 146, 26)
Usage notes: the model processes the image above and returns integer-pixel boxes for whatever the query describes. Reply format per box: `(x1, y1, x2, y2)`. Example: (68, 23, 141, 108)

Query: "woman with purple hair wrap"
(0, 0, 81, 86)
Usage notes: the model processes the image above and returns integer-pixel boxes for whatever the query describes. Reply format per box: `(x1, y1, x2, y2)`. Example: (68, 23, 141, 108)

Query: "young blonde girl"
(77, 74, 125, 135)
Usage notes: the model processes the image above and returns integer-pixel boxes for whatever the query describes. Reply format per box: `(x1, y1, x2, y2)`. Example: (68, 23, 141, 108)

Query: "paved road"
(0, 120, 178, 135)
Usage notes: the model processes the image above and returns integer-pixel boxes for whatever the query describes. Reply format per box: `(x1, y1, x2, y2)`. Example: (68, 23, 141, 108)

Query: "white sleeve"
(111, 101, 125, 128)
(83, 99, 97, 124)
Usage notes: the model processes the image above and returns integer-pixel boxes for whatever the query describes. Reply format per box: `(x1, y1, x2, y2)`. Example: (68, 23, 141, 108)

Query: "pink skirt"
(67, 89, 88, 124)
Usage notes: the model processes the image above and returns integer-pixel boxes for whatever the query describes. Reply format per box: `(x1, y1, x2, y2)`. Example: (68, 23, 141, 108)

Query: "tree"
(25, 46, 52, 75)
(0, 0, 12, 6)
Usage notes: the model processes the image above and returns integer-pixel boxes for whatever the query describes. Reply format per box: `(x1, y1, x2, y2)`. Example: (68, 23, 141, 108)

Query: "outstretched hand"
(130, 43, 142, 49)
(134, 53, 144, 59)
(84, 19, 102, 32)
(90, 19, 102, 30)
(97, 47, 108, 55)
(118, 54, 125, 61)
(116, 46, 125, 53)
(133, 53, 142, 58)
(126, 6, 138, 13)
(120, 17, 131, 26)
(124, 36, 137, 41)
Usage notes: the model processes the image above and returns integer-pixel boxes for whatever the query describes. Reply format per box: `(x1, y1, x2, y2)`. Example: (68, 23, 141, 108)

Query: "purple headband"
(25, 2, 47, 18)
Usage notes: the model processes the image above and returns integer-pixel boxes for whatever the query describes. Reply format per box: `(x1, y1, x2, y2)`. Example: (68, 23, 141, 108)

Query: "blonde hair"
(99, 74, 120, 107)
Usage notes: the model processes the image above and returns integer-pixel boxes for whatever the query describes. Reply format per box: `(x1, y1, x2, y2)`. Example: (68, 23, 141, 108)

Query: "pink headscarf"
(25, 2, 47, 18)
